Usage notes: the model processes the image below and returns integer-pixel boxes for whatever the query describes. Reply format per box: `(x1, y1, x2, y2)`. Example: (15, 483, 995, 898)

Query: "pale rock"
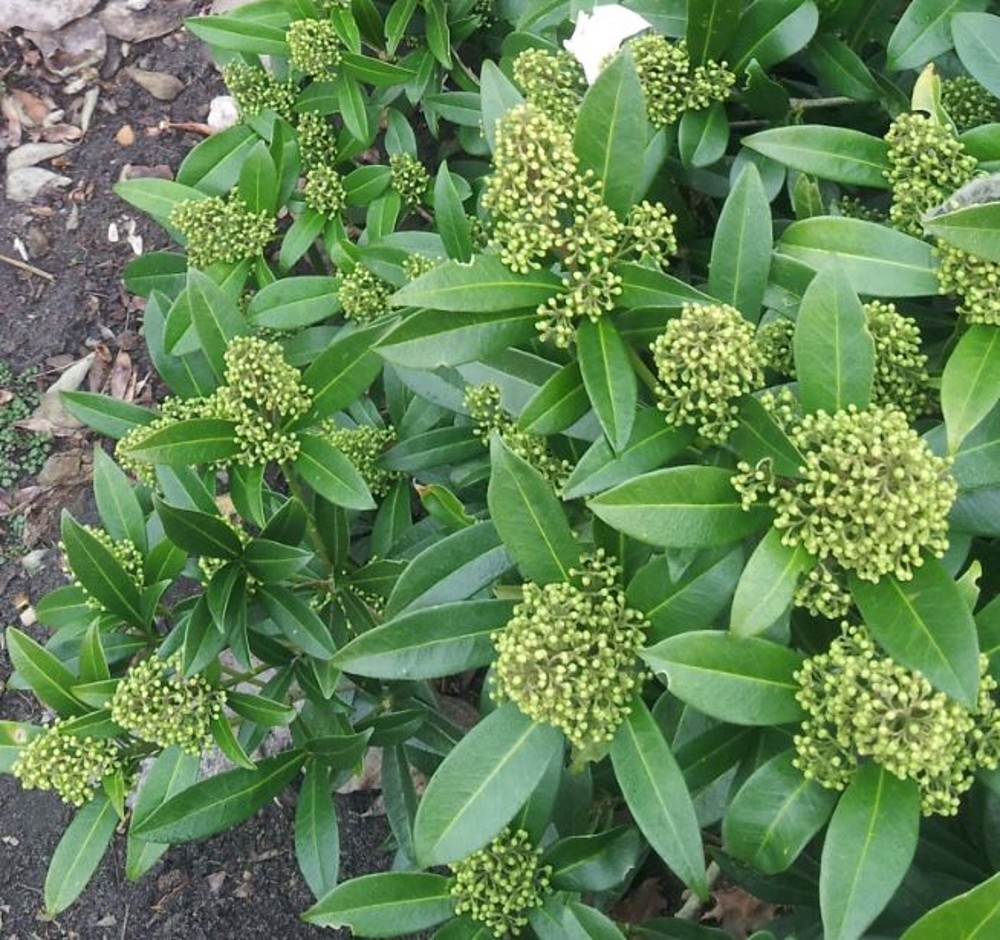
(6, 142, 73, 173)
(99, 0, 194, 42)
(125, 66, 185, 101)
(6, 167, 72, 202)
(207, 95, 239, 132)
(0, 0, 100, 32)
(24, 18, 107, 77)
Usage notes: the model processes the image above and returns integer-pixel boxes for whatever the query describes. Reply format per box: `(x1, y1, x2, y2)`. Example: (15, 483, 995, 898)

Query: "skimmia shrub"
(6, 0, 1000, 937)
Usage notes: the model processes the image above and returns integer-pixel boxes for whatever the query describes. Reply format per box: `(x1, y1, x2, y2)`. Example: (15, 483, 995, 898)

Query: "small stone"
(207, 95, 239, 132)
(6, 167, 72, 203)
(125, 66, 185, 101)
(115, 123, 136, 146)
(0, 0, 100, 32)
(6, 143, 73, 173)
(99, 0, 194, 41)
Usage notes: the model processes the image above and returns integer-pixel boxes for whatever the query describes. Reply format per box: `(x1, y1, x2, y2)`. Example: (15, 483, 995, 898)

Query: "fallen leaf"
(6, 143, 73, 173)
(337, 748, 383, 794)
(613, 876, 668, 925)
(5, 167, 73, 203)
(24, 18, 107, 78)
(125, 66, 185, 101)
(110, 350, 135, 401)
(18, 353, 93, 435)
(36, 449, 86, 487)
(9, 89, 53, 128)
(702, 885, 778, 940)
(39, 124, 84, 144)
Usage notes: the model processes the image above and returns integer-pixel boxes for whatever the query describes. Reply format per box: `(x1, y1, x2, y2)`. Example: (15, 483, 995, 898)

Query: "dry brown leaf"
(10, 89, 52, 127)
(1, 94, 22, 148)
(613, 876, 669, 925)
(88, 342, 113, 392)
(18, 353, 93, 435)
(110, 349, 135, 401)
(702, 885, 778, 940)
(39, 124, 84, 143)
(36, 449, 87, 487)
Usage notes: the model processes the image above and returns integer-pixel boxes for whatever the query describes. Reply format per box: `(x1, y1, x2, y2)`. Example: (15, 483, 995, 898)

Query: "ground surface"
(0, 8, 396, 937)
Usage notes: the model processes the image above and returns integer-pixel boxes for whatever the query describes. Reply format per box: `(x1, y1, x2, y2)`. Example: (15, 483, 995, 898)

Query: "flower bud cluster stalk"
(733, 401, 956, 618)
(13, 720, 122, 807)
(492, 551, 647, 759)
(794, 625, 1000, 816)
(449, 828, 552, 937)
(483, 103, 676, 346)
(170, 195, 276, 269)
(651, 301, 766, 443)
(465, 383, 570, 487)
(110, 653, 225, 755)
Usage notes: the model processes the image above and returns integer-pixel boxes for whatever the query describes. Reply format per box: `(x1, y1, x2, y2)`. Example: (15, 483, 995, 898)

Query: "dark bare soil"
(1, 18, 397, 940)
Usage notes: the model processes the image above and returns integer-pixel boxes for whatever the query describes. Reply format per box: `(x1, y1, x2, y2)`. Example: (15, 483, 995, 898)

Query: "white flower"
(563, 4, 653, 84)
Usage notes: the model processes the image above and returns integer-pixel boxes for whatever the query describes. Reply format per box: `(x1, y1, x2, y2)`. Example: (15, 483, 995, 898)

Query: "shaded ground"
(0, 11, 396, 938)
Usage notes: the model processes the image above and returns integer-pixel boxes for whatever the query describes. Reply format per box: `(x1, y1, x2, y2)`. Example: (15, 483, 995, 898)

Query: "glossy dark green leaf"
(616, 262, 714, 311)
(413, 704, 564, 866)
(433, 161, 473, 261)
(296, 760, 339, 899)
(743, 126, 890, 188)
(611, 697, 707, 897)
(381, 426, 482, 472)
(730, 530, 810, 637)
(723, 750, 837, 874)
(341, 52, 414, 86)
(708, 162, 772, 320)
(678, 102, 729, 168)
(303, 872, 454, 933)
(577, 316, 636, 452)
(44, 794, 118, 915)
(805, 32, 878, 100)
(294, 433, 376, 511)
(6, 627, 86, 716)
(132, 750, 305, 842)
(122, 418, 240, 466)
(387, 522, 513, 616)
(185, 14, 290, 55)
(588, 466, 771, 548)
(176, 123, 256, 194)
(851, 558, 981, 708)
(642, 631, 805, 725)
(820, 764, 920, 940)
(487, 434, 580, 584)
(942, 325, 1000, 453)
(778, 217, 939, 296)
(60, 392, 156, 440)
(155, 497, 243, 558)
(886, 0, 988, 71)
(793, 267, 874, 413)
(727, 0, 820, 72)
(210, 711, 255, 770)
(546, 827, 644, 893)
(480, 59, 524, 152)
(259, 584, 337, 659)
(900, 870, 1000, 939)
(247, 276, 339, 330)
(518, 361, 590, 436)
(92, 447, 146, 551)
(331, 599, 513, 678)
(574, 49, 647, 214)
(113, 178, 207, 227)
(953, 13, 1000, 98)
(687, 0, 741, 64)
(237, 139, 278, 214)
(337, 74, 371, 143)
(300, 320, 391, 421)
(729, 394, 805, 478)
(227, 691, 296, 726)
(391, 255, 561, 312)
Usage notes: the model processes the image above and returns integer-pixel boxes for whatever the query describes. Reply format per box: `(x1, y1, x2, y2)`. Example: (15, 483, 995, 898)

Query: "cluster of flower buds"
(339, 266, 394, 322)
(389, 153, 430, 205)
(110, 654, 225, 755)
(941, 76, 999, 131)
(13, 720, 121, 807)
(652, 302, 766, 443)
(512, 48, 588, 129)
(492, 551, 647, 757)
(286, 18, 343, 80)
(222, 62, 297, 121)
(794, 625, 1000, 816)
(170, 195, 275, 269)
(450, 828, 552, 937)
(297, 111, 338, 170)
(323, 424, 399, 497)
(304, 163, 347, 218)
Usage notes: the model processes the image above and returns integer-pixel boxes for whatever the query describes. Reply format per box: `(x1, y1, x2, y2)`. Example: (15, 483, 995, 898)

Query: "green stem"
(281, 462, 335, 574)
(628, 345, 660, 395)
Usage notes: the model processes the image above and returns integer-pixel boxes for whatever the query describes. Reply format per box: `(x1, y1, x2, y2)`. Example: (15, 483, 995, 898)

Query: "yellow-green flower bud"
(13, 720, 121, 807)
(339, 266, 393, 323)
(756, 318, 796, 377)
(941, 76, 999, 131)
(512, 48, 587, 129)
(222, 62, 297, 121)
(493, 552, 647, 757)
(652, 302, 766, 443)
(936, 241, 1000, 326)
(322, 424, 399, 497)
(389, 153, 430, 205)
(287, 18, 342, 79)
(304, 163, 346, 217)
(297, 111, 338, 170)
(450, 828, 552, 937)
(170, 196, 275, 269)
(864, 300, 930, 419)
(111, 654, 225, 755)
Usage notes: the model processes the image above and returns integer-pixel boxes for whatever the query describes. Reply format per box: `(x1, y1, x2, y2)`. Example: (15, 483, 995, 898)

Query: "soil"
(0, 14, 398, 939)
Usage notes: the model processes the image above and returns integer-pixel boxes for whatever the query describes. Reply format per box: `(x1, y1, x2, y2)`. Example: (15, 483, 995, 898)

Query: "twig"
(789, 95, 856, 110)
(0, 253, 54, 281)
(676, 861, 721, 920)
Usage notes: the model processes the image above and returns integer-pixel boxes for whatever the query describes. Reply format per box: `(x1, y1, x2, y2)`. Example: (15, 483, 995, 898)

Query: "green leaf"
(227, 690, 296, 726)
(176, 124, 257, 194)
(480, 60, 524, 152)
(259, 584, 337, 659)
(387, 522, 513, 616)
(341, 52, 414, 86)
(242, 538, 313, 583)
(727, 0, 820, 72)
(687, 0, 741, 65)
(331, 599, 513, 678)
(610, 697, 707, 897)
(60, 392, 156, 440)
(730, 530, 810, 638)
(616, 262, 714, 311)
(210, 711, 255, 769)
(708, 162, 772, 320)
(237, 139, 278, 214)
(743, 126, 890, 189)
(343, 165, 391, 205)
(92, 447, 146, 551)
(6, 627, 86, 716)
(44, 794, 118, 915)
(61, 512, 145, 625)
(940, 325, 1000, 451)
(487, 434, 580, 584)
(518, 361, 590, 436)
(155, 498, 243, 558)
(124, 251, 188, 298)
(805, 32, 878, 101)
(185, 13, 290, 54)
(729, 394, 805, 478)
(303, 872, 454, 933)
(574, 49, 648, 215)
(778, 217, 939, 296)
(793, 267, 874, 413)
(247, 276, 339, 330)
(926, 201, 1000, 263)
(820, 764, 920, 940)
(391, 255, 561, 312)
(851, 558, 981, 708)
(642, 631, 805, 725)
(378, 309, 537, 368)
(294, 433, 376, 511)
(900, 870, 1000, 939)
(577, 317, 636, 452)
(678, 102, 729, 168)
(588, 466, 771, 548)
(886, 0, 989, 71)
(546, 827, 644, 893)
(723, 750, 837, 874)
(953, 13, 1000, 98)
(122, 418, 240, 466)
(113, 178, 207, 227)
(300, 321, 391, 421)
(132, 751, 305, 842)
(296, 760, 339, 899)
(381, 427, 482, 472)
(337, 74, 371, 143)
(413, 703, 565, 866)
(433, 162, 473, 261)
